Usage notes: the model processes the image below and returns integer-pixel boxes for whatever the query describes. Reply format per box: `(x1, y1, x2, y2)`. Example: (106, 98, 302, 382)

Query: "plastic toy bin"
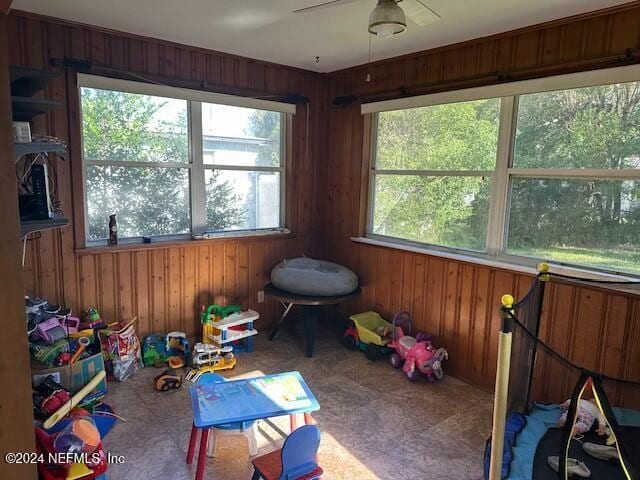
(349, 312, 392, 346)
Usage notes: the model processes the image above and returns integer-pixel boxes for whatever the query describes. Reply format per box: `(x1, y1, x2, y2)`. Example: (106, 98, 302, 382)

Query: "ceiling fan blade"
(292, 0, 362, 14)
(401, 0, 440, 26)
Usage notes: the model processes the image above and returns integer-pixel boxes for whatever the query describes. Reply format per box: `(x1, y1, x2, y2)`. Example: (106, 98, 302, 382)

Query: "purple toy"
(59, 315, 80, 334)
(34, 317, 67, 344)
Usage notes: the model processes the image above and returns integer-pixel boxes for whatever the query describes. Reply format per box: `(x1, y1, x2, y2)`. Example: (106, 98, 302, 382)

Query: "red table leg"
(187, 423, 198, 464)
(290, 414, 297, 432)
(304, 412, 314, 425)
(195, 428, 209, 480)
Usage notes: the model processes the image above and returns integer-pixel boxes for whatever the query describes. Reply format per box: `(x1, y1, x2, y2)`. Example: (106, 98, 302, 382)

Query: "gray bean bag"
(270, 257, 359, 297)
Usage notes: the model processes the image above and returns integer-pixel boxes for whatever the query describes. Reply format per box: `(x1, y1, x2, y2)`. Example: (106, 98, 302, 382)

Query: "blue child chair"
(251, 424, 323, 480)
(197, 373, 259, 456)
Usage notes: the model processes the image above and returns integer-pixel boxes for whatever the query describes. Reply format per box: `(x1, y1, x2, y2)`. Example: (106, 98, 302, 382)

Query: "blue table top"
(190, 371, 320, 428)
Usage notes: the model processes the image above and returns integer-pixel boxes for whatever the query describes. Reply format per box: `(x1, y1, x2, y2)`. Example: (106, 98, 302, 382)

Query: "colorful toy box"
(31, 349, 107, 398)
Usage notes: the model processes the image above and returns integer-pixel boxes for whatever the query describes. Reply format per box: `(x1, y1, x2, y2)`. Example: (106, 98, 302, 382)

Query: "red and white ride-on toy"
(388, 311, 449, 382)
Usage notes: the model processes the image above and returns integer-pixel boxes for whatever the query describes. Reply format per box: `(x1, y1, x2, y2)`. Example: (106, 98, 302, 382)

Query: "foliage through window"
(80, 77, 288, 243)
(507, 83, 640, 273)
(369, 73, 640, 275)
(372, 99, 498, 251)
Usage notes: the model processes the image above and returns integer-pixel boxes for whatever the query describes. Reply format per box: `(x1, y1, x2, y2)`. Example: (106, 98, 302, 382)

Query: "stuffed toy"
(556, 398, 608, 436)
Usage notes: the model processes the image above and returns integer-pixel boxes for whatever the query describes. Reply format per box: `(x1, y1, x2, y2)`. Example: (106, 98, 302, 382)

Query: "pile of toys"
(24, 296, 149, 478)
(36, 417, 107, 480)
(343, 310, 449, 383)
(187, 304, 259, 381)
(27, 299, 104, 368)
(141, 332, 190, 391)
(32, 369, 116, 479)
(141, 304, 260, 390)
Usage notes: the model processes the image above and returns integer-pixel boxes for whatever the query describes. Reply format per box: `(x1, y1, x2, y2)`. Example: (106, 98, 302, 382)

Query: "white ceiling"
(12, 0, 631, 72)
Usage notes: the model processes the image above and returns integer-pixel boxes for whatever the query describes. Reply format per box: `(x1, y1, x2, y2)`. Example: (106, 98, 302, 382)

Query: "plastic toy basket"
(349, 312, 392, 346)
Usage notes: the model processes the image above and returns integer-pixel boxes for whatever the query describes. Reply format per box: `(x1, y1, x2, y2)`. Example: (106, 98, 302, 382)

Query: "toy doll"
(556, 398, 608, 436)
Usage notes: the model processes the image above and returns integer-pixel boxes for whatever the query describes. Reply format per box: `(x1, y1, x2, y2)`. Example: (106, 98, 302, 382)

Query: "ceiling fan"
(292, 0, 440, 36)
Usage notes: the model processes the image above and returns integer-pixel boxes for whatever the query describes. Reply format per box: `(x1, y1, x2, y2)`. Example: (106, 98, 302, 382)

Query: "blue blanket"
(507, 404, 562, 480)
(507, 403, 640, 480)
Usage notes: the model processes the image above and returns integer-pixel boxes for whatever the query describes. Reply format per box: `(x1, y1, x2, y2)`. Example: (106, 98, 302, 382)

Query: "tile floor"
(103, 321, 493, 479)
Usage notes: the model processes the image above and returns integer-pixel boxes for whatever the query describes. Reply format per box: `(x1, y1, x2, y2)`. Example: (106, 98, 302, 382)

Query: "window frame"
(363, 64, 640, 277)
(76, 74, 295, 247)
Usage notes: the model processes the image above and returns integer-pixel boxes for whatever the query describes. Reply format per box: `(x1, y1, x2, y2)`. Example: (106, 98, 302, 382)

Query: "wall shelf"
(11, 96, 62, 121)
(9, 66, 62, 121)
(10, 66, 58, 97)
(20, 215, 68, 238)
(14, 142, 66, 159)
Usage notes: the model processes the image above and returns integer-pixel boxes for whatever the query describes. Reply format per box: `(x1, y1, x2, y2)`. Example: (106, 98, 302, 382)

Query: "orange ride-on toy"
(388, 311, 448, 382)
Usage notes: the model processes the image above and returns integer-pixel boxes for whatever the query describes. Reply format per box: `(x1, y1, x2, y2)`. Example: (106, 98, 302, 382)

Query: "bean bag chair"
(270, 257, 358, 297)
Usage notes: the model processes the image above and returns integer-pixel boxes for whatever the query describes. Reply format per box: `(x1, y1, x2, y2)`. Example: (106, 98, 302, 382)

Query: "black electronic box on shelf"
(19, 164, 53, 221)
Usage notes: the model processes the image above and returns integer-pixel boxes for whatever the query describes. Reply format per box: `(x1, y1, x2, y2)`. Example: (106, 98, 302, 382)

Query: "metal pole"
(489, 294, 515, 480)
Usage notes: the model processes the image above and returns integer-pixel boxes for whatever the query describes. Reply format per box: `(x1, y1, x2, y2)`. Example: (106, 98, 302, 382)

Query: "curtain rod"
(51, 57, 310, 105)
(333, 48, 639, 107)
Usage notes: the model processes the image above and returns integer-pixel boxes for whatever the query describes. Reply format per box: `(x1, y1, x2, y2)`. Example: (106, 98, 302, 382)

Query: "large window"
(366, 66, 640, 275)
(79, 75, 293, 244)
(372, 99, 498, 251)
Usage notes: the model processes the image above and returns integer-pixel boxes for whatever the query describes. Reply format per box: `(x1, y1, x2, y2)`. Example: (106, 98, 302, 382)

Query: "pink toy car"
(388, 311, 449, 382)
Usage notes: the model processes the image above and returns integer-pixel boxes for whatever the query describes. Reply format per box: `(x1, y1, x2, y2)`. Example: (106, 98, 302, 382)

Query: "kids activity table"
(187, 371, 320, 480)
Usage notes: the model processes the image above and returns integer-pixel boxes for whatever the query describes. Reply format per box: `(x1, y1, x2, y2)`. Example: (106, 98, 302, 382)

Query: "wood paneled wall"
(0, 10, 37, 479)
(7, 11, 329, 338)
(338, 244, 640, 405)
(322, 3, 640, 403)
(7, 3, 640, 404)
(329, 2, 640, 101)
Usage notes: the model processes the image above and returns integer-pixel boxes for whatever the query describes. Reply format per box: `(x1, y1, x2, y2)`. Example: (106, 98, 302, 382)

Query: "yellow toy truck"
(343, 311, 393, 361)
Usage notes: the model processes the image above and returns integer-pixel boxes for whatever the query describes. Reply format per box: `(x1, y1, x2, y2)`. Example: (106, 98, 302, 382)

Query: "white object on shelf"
(13, 121, 31, 143)
(206, 308, 259, 347)
(209, 328, 258, 345)
(193, 343, 233, 354)
(212, 309, 260, 330)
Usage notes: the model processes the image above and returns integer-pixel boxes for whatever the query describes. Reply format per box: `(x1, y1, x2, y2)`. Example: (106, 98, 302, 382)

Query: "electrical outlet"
(257, 290, 264, 303)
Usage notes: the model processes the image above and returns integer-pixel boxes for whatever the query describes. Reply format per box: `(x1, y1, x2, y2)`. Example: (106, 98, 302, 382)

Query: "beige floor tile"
(102, 326, 492, 479)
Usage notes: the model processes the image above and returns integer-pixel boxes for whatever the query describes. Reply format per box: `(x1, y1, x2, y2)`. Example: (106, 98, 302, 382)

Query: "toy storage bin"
(349, 311, 392, 346)
(31, 349, 108, 397)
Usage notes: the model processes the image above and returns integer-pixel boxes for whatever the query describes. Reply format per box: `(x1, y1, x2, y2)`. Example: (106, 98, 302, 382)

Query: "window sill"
(351, 236, 640, 294)
(75, 230, 295, 256)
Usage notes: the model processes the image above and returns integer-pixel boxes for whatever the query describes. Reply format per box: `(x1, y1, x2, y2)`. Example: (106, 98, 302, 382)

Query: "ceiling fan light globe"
(368, 0, 407, 37)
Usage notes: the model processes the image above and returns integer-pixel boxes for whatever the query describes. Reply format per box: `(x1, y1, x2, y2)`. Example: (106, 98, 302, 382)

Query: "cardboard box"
(32, 351, 107, 397)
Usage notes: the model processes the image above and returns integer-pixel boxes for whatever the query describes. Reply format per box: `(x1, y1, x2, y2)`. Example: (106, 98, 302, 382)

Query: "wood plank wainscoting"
(7, 11, 329, 339)
(321, 3, 640, 403)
